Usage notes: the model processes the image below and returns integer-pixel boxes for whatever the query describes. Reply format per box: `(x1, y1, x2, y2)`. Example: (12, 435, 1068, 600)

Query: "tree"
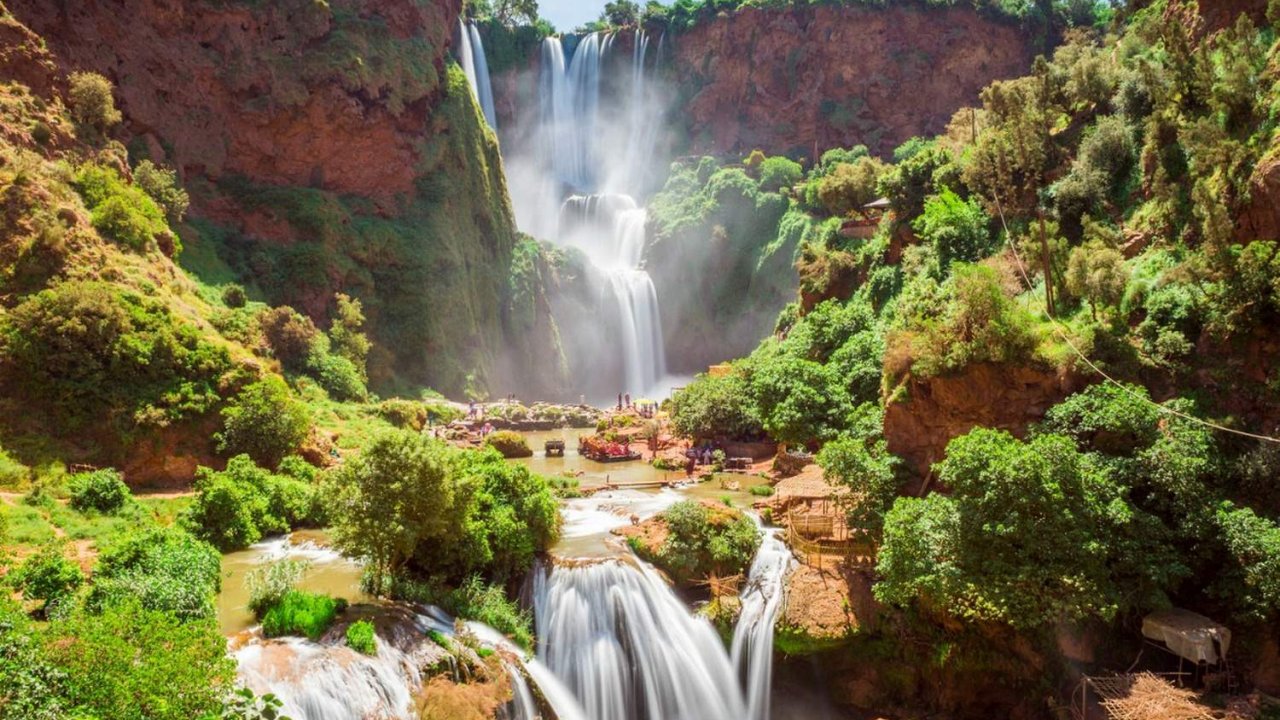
(602, 0, 639, 26)
(67, 72, 122, 135)
(133, 160, 190, 223)
(325, 430, 458, 595)
(1065, 240, 1129, 320)
(493, 0, 539, 25)
(328, 293, 371, 381)
(818, 436, 899, 537)
(876, 429, 1178, 629)
(1213, 503, 1280, 622)
(67, 469, 130, 514)
(816, 157, 887, 217)
(757, 156, 803, 193)
(743, 343, 853, 447)
(258, 306, 320, 372)
(912, 188, 992, 269)
(217, 377, 311, 468)
(669, 369, 764, 441)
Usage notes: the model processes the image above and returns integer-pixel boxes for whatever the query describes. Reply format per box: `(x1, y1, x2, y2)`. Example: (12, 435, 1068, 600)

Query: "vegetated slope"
(4, 0, 569, 398)
(672, 4, 1037, 158)
(668, 0, 1280, 713)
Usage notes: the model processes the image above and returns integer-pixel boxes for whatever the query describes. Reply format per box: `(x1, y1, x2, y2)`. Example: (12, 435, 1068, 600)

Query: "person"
(624, 393, 631, 408)
(685, 455, 695, 478)
(618, 393, 623, 410)
(468, 401, 476, 420)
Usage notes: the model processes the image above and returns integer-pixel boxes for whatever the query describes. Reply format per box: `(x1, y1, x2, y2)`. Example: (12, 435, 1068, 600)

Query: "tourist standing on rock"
(618, 393, 623, 410)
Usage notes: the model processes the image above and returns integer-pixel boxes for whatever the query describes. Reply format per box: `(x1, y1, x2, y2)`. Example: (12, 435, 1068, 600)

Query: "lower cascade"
(531, 553, 790, 720)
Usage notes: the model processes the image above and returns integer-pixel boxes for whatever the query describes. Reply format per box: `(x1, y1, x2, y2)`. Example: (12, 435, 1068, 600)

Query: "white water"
(506, 30, 671, 398)
(534, 559, 747, 720)
(731, 528, 794, 720)
(458, 20, 497, 129)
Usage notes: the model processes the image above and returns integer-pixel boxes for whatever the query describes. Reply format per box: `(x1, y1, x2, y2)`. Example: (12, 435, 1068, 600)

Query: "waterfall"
(533, 559, 747, 720)
(457, 20, 497, 129)
(730, 528, 794, 720)
(506, 30, 671, 398)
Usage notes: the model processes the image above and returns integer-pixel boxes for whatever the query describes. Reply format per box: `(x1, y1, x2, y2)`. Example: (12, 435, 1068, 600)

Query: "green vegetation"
(326, 430, 559, 601)
(645, 500, 760, 583)
(484, 429, 533, 458)
(261, 590, 346, 640)
(346, 619, 377, 655)
(67, 469, 130, 514)
(67, 71, 121, 136)
(12, 543, 84, 616)
(183, 454, 323, 551)
(216, 378, 312, 469)
(86, 527, 222, 620)
(245, 558, 309, 617)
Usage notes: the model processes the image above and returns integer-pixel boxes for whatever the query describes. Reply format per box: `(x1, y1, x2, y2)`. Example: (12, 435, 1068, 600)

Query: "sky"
(540, 0, 606, 31)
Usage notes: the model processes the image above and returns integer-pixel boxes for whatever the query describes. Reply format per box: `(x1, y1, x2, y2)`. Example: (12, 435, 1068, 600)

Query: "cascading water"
(533, 559, 747, 720)
(730, 528, 794, 720)
(457, 19, 497, 129)
(506, 29, 670, 398)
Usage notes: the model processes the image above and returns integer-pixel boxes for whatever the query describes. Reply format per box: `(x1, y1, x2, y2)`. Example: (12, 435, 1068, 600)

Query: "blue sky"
(540, 0, 605, 31)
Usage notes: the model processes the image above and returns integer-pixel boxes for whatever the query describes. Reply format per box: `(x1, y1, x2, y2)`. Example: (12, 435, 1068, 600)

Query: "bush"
(86, 528, 221, 620)
(13, 544, 83, 614)
(305, 338, 367, 401)
(346, 619, 377, 655)
(221, 284, 247, 309)
(44, 600, 234, 720)
(329, 293, 371, 382)
(258, 306, 320, 371)
(381, 575, 533, 650)
(67, 72, 122, 134)
(483, 430, 532, 458)
(132, 160, 189, 223)
(748, 484, 775, 497)
(816, 157, 887, 217)
(183, 454, 321, 551)
(912, 188, 992, 268)
(67, 469, 130, 514)
(217, 377, 311, 468)
(75, 165, 170, 252)
(245, 558, 308, 618)
(653, 500, 760, 583)
(758, 156, 803, 193)
(260, 590, 345, 640)
(670, 368, 764, 441)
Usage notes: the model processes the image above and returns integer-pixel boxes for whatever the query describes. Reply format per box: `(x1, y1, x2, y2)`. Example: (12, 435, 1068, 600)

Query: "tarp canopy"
(1141, 608, 1231, 665)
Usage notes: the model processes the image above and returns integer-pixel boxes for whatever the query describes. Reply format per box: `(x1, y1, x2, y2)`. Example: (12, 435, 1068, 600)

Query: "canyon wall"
(5, 0, 568, 397)
(671, 5, 1035, 159)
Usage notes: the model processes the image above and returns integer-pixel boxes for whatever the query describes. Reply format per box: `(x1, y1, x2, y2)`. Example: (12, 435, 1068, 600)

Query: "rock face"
(883, 363, 1085, 478)
(5, 0, 569, 396)
(671, 5, 1035, 159)
(1236, 139, 1280, 245)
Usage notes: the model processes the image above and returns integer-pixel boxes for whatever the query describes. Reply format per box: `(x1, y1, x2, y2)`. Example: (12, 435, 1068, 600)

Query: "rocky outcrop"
(4, 0, 568, 397)
(671, 5, 1035, 159)
(883, 363, 1086, 478)
(1236, 139, 1280, 245)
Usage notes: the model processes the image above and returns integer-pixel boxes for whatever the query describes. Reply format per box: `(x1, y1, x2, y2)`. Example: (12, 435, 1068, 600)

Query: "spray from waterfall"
(731, 527, 794, 720)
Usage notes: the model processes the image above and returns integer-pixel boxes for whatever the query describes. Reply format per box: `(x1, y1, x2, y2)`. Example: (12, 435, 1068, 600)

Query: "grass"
(346, 619, 377, 655)
(261, 590, 346, 640)
(1, 488, 191, 560)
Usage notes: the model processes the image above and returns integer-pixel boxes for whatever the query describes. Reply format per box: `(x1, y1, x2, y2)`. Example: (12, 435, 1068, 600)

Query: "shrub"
(816, 156, 887, 217)
(483, 430, 532, 458)
(670, 369, 764, 441)
(182, 471, 266, 551)
(13, 544, 84, 615)
(654, 500, 760, 583)
(44, 600, 235, 720)
(381, 575, 533, 650)
(748, 484, 775, 497)
(67, 72, 122, 134)
(912, 188, 992, 268)
(758, 156, 804, 192)
(258, 306, 320, 371)
(221, 284, 247, 309)
(75, 165, 170, 252)
(86, 528, 221, 620)
(346, 619, 377, 655)
(217, 377, 311, 468)
(132, 160, 190, 223)
(245, 558, 308, 618)
(67, 469, 130, 514)
(260, 590, 345, 640)
(329, 293, 370, 381)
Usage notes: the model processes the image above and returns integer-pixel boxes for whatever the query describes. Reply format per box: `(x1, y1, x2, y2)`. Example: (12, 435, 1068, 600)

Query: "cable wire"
(989, 194, 1280, 444)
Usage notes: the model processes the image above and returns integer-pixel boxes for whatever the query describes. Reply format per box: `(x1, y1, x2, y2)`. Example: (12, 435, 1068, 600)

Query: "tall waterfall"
(504, 30, 670, 398)
(457, 19, 497, 129)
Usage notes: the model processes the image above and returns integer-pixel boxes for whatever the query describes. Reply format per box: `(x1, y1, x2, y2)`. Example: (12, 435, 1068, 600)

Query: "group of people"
(682, 443, 720, 476)
(616, 393, 657, 418)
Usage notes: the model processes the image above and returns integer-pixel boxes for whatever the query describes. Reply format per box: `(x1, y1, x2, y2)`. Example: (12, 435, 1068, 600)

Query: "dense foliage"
(326, 431, 560, 597)
(183, 453, 324, 551)
(648, 500, 761, 583)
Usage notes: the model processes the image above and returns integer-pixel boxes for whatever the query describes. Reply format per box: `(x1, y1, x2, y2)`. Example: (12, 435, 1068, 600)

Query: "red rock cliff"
(5, 0, 458, 202)
(672, 5, 1036, 158)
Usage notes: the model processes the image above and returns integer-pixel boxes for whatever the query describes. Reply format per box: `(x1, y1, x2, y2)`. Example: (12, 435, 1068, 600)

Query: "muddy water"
(217, 530, 371, 636)
(514, 429, 772, 557)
